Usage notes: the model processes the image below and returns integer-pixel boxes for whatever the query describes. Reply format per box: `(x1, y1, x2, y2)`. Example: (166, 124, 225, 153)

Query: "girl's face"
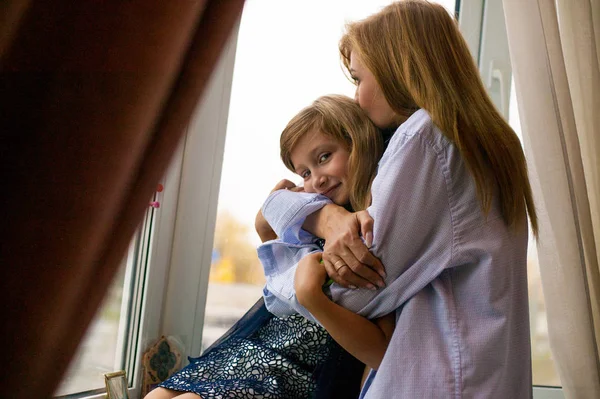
(290, 130, 350, 206)
(350, 52, 400, 129)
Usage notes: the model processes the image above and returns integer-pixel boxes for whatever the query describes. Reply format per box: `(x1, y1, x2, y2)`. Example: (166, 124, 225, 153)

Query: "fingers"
(328, 235, 385, 288)
(324, 252, 381, 290)
(271, 179, 296, 193)
(318, 209, 386, 290)
(322, 256, 360, 289)
(346, 238, 386, 281)
(356, 210, 374, 248)
(308, 251, 323, 262)
(341, 249, 385, 289)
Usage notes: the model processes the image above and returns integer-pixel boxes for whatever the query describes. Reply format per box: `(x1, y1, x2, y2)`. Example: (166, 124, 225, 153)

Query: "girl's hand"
(319, 207, 386, 290)
(255, 179, 303, 242)
(295, 252, 328, 307)
(270, 179, 297, 194)
(255, 210, 276, 242)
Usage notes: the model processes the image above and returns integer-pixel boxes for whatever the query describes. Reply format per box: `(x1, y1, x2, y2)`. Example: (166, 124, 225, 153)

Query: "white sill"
(533, 386, 564, 399)
(55, 387, 138, 399)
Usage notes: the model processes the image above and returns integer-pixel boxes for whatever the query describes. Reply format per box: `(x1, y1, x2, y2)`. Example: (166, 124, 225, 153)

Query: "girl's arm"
(255, 209, 277, 242)
(255, 179, 300, 242)
(295, 252, 395, 370)
(262, 188, 384, 288)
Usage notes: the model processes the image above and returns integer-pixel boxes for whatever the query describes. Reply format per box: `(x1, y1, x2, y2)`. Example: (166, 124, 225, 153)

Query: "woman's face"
(349, 52, 400, 129)
(290, 129, 350, 206)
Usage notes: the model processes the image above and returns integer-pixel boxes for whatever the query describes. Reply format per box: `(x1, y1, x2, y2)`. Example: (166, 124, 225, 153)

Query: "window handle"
(487, 59, 509, 117)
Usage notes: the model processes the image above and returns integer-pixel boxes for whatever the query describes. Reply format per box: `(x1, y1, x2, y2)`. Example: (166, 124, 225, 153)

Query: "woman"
(260, 1, 538, 397)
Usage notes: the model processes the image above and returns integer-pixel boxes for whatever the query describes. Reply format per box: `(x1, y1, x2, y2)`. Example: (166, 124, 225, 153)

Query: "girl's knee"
(143, 387, 180, 399)
(174, 393, 202, 399)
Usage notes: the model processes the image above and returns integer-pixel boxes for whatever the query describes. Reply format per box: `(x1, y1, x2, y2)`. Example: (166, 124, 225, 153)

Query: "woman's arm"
(262, 188, 385, 289)
(304, 205, 385, 289)
(295, 252, 395, 370)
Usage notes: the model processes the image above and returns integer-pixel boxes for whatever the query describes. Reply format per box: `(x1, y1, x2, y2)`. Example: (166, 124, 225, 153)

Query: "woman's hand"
(255, 179, 304, 242)
(295, 252, 328, 308)
(315, 206, 386, 290)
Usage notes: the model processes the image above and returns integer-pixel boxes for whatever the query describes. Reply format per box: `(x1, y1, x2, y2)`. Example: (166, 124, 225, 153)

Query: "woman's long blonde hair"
(280, 94, 383, 211)
(340, 0, 538, 235)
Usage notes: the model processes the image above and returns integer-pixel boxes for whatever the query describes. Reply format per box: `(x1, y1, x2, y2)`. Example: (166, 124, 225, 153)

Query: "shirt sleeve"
(258, 239, 323, 322)
(329, 116, 455, 318)
(261, 190, 332, 245)
(258, 191, 331, 322)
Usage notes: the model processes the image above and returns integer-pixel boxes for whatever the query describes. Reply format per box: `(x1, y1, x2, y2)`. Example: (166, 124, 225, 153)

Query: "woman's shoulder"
(397, 109, 433, 137)
(388, 109, 453, 155)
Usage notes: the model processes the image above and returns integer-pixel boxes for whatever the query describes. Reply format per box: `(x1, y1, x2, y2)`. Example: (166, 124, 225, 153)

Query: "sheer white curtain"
(503, 0, 600, 397)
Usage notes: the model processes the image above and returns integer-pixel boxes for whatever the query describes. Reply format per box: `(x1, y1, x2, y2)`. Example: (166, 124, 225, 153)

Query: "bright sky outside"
(217, 0, 456, 245)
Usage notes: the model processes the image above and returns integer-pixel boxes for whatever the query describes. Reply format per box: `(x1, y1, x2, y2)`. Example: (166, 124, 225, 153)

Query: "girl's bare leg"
(174, 394, 202, 399)
(144, 387, 185, 399)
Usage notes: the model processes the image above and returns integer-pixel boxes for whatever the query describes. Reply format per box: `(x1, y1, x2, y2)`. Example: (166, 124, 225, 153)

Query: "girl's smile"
(321, 183, 341, 198)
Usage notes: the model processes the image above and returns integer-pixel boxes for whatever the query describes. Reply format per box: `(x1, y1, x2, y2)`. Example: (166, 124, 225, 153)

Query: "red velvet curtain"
(0, 1, 245, 398)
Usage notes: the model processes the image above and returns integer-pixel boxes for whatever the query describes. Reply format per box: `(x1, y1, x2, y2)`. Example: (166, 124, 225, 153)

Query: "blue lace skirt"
(158, 299, 363, 399)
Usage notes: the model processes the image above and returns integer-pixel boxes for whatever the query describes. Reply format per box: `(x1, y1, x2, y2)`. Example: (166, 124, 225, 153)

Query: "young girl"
(262, 93, 396, 371)
(147, 94, 393, 399)
(261, 1, 539, 397)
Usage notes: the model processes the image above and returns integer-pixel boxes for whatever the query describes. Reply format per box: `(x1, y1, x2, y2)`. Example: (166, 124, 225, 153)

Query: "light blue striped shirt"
(258, 109, 532, 398)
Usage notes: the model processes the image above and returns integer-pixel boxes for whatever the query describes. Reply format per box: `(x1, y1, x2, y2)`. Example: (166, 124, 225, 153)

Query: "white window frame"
(141, 17, 241, 365)
(55, 17, 242, 399)
(460, 0, 563, 397)
(55, 209, 158, 399)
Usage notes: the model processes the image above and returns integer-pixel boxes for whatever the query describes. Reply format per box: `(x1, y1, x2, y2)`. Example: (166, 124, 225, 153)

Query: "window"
(55, 192, 160, 398)
(69, 2, 565, 398)
(471, 0, 563, 394)
(54, 258, 128, 397)
(198, 2, 563, 396)
(200, 0, 457, 350)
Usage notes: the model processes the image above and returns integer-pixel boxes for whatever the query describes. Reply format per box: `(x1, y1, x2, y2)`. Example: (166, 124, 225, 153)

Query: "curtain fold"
(503, 0, 600, 397)
(0, 1, 244, 398)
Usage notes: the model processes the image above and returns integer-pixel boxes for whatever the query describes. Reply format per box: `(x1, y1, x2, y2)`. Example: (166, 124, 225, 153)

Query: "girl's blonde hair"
(280, 94, 383, 211)
(339, 0, 538, 235)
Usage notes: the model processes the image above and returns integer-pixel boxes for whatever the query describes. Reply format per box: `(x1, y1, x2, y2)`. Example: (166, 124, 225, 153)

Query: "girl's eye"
(301, 170, 311, 179)
(351, 75, 359, 84)
(319, 153, 330, 163)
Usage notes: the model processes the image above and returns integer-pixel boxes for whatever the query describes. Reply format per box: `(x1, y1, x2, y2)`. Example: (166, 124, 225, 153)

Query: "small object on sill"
(141, 336, 183, 397)
(157, 183, 164, 192)
(104, 370, 129, 399)
(149, 201, 160, 208)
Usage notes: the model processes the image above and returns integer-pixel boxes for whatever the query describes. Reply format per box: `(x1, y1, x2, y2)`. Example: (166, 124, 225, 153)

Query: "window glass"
(54, 258, 128, 396)
(55, 202, 158, 397)
(508, 79, 561, 386)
